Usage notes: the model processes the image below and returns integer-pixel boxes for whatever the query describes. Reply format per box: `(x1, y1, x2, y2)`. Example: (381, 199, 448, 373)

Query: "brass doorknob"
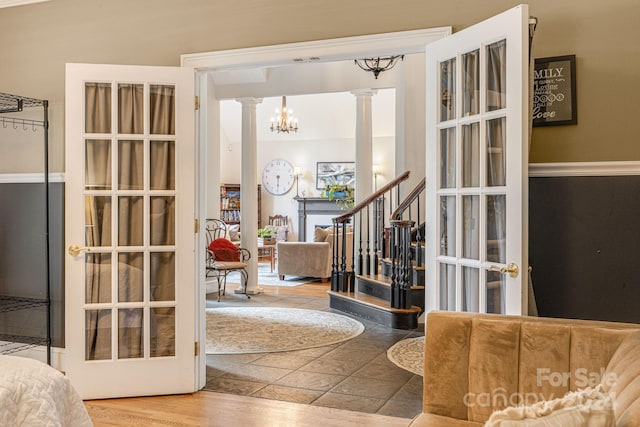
(68, 245, 90, 256)
(488, 262, 519, 278)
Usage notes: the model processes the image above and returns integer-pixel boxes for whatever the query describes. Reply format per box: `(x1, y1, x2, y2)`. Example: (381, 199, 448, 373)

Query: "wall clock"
(261, 159, 295, 196)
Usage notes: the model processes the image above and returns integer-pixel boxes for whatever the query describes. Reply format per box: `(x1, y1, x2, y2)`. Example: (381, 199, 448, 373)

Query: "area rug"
(386, 336, 425, 376)
(206, 307, 364, 354)
(224, 262, 316, 287)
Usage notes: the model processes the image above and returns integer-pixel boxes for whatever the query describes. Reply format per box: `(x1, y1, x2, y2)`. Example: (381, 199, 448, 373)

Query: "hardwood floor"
(85, 391, 410, 427)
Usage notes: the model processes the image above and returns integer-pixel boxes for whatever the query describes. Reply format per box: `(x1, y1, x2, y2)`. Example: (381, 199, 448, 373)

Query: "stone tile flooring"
(204, 286, 424, 419)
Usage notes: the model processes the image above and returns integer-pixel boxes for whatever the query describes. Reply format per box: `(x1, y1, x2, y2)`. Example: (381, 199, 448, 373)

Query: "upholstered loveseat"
(410, 311, 640, 427)
(276, 227, 353, 282)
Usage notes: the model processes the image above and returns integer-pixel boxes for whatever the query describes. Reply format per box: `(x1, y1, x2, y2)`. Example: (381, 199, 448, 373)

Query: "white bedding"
(0, 355, 92, 426)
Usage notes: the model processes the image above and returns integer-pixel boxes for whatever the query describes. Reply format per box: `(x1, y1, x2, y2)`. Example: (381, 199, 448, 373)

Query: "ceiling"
(219, 87, 397, 144)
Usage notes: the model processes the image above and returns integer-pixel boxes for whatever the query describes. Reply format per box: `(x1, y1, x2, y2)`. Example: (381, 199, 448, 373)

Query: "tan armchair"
(277, 227, 353, 282)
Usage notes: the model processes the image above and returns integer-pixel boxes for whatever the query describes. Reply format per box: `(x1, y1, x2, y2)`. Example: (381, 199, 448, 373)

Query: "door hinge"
(194, 218, 199, 233)
(195, 95, 200, 111)
(195, 341, 200, 357)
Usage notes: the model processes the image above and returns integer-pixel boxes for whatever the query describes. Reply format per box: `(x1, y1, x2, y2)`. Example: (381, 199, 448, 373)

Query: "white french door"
(65, 63, 196, 399)
(425, 5, 529, 315)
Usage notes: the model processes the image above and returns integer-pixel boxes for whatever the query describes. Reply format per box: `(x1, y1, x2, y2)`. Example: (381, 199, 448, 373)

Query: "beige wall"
(1, 0, 639, 167)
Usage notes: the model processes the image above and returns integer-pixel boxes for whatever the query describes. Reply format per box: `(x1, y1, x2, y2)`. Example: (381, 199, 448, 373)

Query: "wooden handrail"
(390, 177, 426, 220)
(333, 171, 410, 223)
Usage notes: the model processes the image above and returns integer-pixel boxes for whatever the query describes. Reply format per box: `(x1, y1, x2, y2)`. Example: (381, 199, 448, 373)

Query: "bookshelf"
(220, 183, 262, 230)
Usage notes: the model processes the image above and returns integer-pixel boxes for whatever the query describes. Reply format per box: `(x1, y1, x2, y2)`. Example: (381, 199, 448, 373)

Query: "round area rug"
(386, 336, 425, 376)
(206, 307, 365, 354)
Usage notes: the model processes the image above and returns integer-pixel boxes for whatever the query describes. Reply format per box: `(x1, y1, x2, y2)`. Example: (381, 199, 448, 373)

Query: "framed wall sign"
(316, 161, 355, 189)
(532, 54, 577, 127)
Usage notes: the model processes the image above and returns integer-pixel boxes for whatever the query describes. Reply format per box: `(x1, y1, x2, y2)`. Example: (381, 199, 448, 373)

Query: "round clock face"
(261, 159, 295, 196)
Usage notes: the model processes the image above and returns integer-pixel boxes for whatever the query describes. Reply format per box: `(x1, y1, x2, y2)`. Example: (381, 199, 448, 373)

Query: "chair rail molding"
(529, 161, 640, 177)
(0, 173, 65, 183)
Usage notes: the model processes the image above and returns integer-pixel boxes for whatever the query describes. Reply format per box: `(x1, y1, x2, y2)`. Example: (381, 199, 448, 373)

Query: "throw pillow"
(314, 226, 331, 242)
(208, 238, 240, 262)
(484, 386, 614, 427)
(227, 224, 240, 242)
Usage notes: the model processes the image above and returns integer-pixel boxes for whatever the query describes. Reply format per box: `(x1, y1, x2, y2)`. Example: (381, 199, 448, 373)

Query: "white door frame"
(181, 27, 451, 389)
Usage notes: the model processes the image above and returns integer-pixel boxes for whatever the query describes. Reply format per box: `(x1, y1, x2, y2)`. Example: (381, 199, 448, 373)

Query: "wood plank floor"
(85, 391, 411, 427)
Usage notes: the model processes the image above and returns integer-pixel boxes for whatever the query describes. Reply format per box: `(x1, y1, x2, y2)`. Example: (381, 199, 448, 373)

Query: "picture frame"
(316, 161, 355, 189)
(532, 54, 577, 127)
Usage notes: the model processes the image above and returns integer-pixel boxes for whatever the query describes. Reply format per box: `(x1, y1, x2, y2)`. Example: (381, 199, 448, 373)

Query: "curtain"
(84, 83, 176, 360)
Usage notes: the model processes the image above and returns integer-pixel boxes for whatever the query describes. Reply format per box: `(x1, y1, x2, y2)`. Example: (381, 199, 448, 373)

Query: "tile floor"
(204, 284, 424, 419)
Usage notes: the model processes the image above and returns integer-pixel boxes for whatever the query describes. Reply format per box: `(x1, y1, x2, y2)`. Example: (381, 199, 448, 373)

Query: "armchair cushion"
(208, 238, 240, 262)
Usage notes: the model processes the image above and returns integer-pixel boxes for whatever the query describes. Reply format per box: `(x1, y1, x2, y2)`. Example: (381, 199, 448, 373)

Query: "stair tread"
(328, 290, 421, 314)
(358, 274, 425, 290)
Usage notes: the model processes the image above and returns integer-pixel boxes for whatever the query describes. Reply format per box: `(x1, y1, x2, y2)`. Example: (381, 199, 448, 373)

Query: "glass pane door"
(66, 63, 195, 399)
(84, 82, 177, 361)
(425, 5, 529, 315)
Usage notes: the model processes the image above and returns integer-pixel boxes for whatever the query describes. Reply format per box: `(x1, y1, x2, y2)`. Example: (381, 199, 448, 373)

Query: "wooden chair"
(205, 219, 251, 301)
(268, 215, 289, 241)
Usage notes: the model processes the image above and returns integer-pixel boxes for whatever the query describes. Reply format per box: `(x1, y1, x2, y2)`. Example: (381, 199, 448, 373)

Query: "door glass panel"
(118, 308, 143, 359)
(487, 195, 506, 263)
(85, 139, 112, 190)
(150, 141, 176, 190)
(487, 118, 506, 187)
(439, 263, 456, 310)
(85, 253, 111, 303)
(439, 196, 456, 257)
(440, 127, 456, 189)
(85, 309, 111, 361)
(85, 196, 112, 246)
(486, 39, 507, 111)
(151, 307, 175, 357)
(118, 253, 144, 302)
(118, 84, 144, 134)
(150, 196, 175, 246)
(440, 58, 456, 121)
(150, 252, 175, 301)
(118, 140, 144, 190)
(486, 270, 505, 314)
(462, 267, 479, 312)
(118, 196, 143, 246)
(85, 82, 111, 134)
(150, 85, 175, 135)
(462, 195, 479, 260)
(462, 123, 480, 187)
(462, 49, 479, 116)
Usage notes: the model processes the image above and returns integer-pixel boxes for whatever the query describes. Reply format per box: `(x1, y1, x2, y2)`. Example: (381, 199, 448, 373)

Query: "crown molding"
(0, 0, 51, 8)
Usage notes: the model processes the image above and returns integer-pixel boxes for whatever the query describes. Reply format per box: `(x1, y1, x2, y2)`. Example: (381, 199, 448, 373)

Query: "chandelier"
(270, 96, 298, 133)
(354, 55, 404, 79)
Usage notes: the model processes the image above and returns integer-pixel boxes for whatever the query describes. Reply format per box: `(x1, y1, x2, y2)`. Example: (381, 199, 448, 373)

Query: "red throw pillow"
(208, 238, 240, 262)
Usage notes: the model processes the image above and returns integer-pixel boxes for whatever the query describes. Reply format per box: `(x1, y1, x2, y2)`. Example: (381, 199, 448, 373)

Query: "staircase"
(327, 172, 426, 329)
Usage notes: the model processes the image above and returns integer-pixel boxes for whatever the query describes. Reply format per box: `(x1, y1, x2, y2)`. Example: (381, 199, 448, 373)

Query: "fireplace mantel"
(295, 197, 346, 241)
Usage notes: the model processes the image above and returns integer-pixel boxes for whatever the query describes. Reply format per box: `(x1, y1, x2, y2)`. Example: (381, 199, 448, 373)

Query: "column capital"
(350, 89, 378, 98)
(236, 97, 263, 106)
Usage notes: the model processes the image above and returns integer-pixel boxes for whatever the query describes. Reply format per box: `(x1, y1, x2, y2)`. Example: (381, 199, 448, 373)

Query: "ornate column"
(236, 97, 262, 294)
(351, 89, 377, 275)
